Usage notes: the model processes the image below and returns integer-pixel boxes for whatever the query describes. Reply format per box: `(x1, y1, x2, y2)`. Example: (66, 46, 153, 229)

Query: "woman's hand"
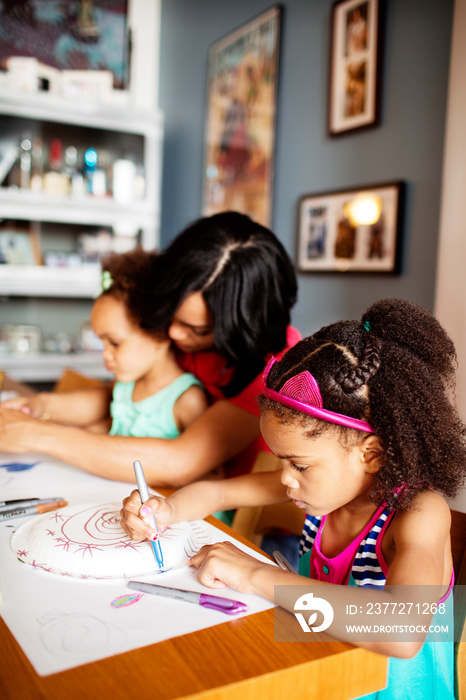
(188, 541, 273, 593)
(120, 490, 178, 541)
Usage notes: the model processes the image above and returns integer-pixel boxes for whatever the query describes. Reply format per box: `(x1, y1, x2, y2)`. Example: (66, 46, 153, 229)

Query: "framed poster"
(297, 181, 404, 273)
(202, 6, 281, 227)
(327, 0, 383, 136)
(0, 0, 130, 89)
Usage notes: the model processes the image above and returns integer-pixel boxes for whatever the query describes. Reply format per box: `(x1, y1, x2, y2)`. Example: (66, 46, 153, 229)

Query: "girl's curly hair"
(259, 298, 466, 510)
(99, 248, 166, 339)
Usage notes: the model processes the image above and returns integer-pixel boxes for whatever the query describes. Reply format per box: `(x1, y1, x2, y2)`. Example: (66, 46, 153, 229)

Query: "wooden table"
(0, 513, 387, 700)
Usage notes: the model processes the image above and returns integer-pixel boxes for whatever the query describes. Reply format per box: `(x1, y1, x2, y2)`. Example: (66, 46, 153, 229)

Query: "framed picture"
(297, 181, 404, 273)
(0, 226, 41, 266)
(202, 6, 282, 227)
(327, 0, 383, 136)
(0, 1, 130, 89)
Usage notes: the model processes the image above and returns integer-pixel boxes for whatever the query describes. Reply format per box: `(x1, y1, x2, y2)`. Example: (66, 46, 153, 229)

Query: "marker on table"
(128, 581, 248, 615)
(132, 460, 164, 569)
(273, 550, 298, 575)
(0, 500, 68, 522)
(0, 497, 66, 514)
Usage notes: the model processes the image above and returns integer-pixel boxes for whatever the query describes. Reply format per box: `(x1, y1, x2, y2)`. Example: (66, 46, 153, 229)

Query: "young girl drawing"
(121, 298, 466, 700)
(5, 248, 208, 440)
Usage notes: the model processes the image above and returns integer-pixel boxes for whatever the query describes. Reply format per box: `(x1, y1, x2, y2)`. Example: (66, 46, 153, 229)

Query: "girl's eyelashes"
(291, 463, 308, 473)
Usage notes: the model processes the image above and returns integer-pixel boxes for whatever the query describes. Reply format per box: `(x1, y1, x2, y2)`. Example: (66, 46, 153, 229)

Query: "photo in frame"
(0, 223, 41, 265)
(327, 0, 383, 136)
(0, 0, 130, 89)
(202, 6, 282, 227)
(297, 181, 404, 273)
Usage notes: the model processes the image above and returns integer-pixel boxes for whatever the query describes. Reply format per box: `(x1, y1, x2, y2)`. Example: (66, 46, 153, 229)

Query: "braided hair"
(259, 298, 466, 509)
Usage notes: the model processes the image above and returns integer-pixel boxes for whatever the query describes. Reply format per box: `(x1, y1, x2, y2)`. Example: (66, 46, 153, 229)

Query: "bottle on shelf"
(19, 135, 32, 189)
(83, 147, 108, 197)
(65, 145, 86, 198)
(112, 157, 136, 204)
(30, 137, 44, 191)
(43, 138, 70, 196)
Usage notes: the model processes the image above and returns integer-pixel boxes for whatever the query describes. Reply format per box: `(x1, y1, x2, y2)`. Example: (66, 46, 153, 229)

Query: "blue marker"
(132, 460, 164, 569)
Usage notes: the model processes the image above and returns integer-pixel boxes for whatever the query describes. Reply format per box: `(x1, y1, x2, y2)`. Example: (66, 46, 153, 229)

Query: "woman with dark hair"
(0, 212, 300, 487)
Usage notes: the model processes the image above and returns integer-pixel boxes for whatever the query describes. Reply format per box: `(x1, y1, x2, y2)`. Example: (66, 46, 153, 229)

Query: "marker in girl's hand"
(133, 460, 164, 569)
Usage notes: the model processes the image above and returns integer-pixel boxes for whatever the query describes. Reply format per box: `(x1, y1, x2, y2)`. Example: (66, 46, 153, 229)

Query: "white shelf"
(0, 265, 101, 298)
(0, 88, 163, 136)
(0, 189, 158, 229)
(0, 87, 162, 332)
(0, 351, 113, 382)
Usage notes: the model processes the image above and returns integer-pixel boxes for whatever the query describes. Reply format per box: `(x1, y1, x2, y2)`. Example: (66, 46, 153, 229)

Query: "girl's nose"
(281, 464, 300, 489)
(168, 320, 188, 342)
(102, 345, 113, 362)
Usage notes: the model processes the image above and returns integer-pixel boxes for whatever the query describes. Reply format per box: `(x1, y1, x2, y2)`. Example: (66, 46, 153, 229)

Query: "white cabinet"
(0, 89, 163, 380)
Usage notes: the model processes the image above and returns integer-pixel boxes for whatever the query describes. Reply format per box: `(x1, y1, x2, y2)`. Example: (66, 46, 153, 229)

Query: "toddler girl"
(121, 298, 466, 699)
(92, 249, 207, 437)
(6, 248, 208, 441)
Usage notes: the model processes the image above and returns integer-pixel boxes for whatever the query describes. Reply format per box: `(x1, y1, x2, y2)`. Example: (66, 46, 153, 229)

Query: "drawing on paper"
(111, 593, 143, 608)
(0, 460, 40, 488)
(37, 610, 127, 659)
(0, 461, 39, 472)
(11, 502, 211, 580)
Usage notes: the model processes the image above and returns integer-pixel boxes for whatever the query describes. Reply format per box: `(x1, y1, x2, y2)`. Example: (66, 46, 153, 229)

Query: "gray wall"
(158, 0, 453, 337)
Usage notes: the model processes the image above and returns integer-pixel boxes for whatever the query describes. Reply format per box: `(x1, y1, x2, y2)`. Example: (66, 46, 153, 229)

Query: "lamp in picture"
(344, 192, 382, 225)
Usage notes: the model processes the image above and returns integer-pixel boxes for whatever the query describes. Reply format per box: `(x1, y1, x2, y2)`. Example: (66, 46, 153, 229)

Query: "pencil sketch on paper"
(37, 610, 127, 659)
(11, 502, 211, 580)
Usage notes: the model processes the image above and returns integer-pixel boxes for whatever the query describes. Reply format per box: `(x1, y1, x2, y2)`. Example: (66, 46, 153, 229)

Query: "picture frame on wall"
(202, 6, 282, 228)
(0, 1, 131, 90)
(297, 181, 404, 273)
(0, 224, 42, 266)
(327, 0, 383, 136)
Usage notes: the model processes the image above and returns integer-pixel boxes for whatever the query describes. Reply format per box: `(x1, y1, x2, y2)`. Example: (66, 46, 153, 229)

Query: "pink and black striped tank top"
(299, 504, 394, 587)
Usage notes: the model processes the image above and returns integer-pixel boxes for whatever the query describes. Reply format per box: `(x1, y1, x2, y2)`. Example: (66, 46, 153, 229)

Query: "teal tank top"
(109, 373, 203, 439)
(298, 513, 455, 700)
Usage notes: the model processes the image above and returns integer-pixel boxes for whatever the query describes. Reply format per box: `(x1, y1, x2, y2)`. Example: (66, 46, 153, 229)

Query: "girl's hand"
(0, 408, 42, 453)
(120, 490, 178, 541)
(188, 541, 271, 593)
(1, 394, 46, 418)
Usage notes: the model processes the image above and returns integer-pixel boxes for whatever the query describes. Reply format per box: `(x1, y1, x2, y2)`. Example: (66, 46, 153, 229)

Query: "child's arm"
(173, 385, 209, 433)
(0, 399, 261, 485)
(120, 470, 288, 541)
(1, 387, 112, 426)
(189, 490, 452, 658)
(381, 490, 452, 588)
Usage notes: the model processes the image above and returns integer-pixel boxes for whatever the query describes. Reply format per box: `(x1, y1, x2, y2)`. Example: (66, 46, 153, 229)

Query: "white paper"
(0, 453, 274, 675)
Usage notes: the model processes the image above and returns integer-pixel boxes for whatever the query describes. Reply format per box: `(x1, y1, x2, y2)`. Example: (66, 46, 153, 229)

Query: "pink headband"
(262, 357, 374, 433)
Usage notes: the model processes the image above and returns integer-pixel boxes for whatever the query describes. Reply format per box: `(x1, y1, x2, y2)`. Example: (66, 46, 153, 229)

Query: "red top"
(175, 326, 302, 475)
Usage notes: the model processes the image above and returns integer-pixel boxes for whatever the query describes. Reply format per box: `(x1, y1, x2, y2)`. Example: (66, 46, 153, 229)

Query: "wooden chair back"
(451, 508, 466, 700)
(54, 368, 108, 393)
(230, 451, 305, 546)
